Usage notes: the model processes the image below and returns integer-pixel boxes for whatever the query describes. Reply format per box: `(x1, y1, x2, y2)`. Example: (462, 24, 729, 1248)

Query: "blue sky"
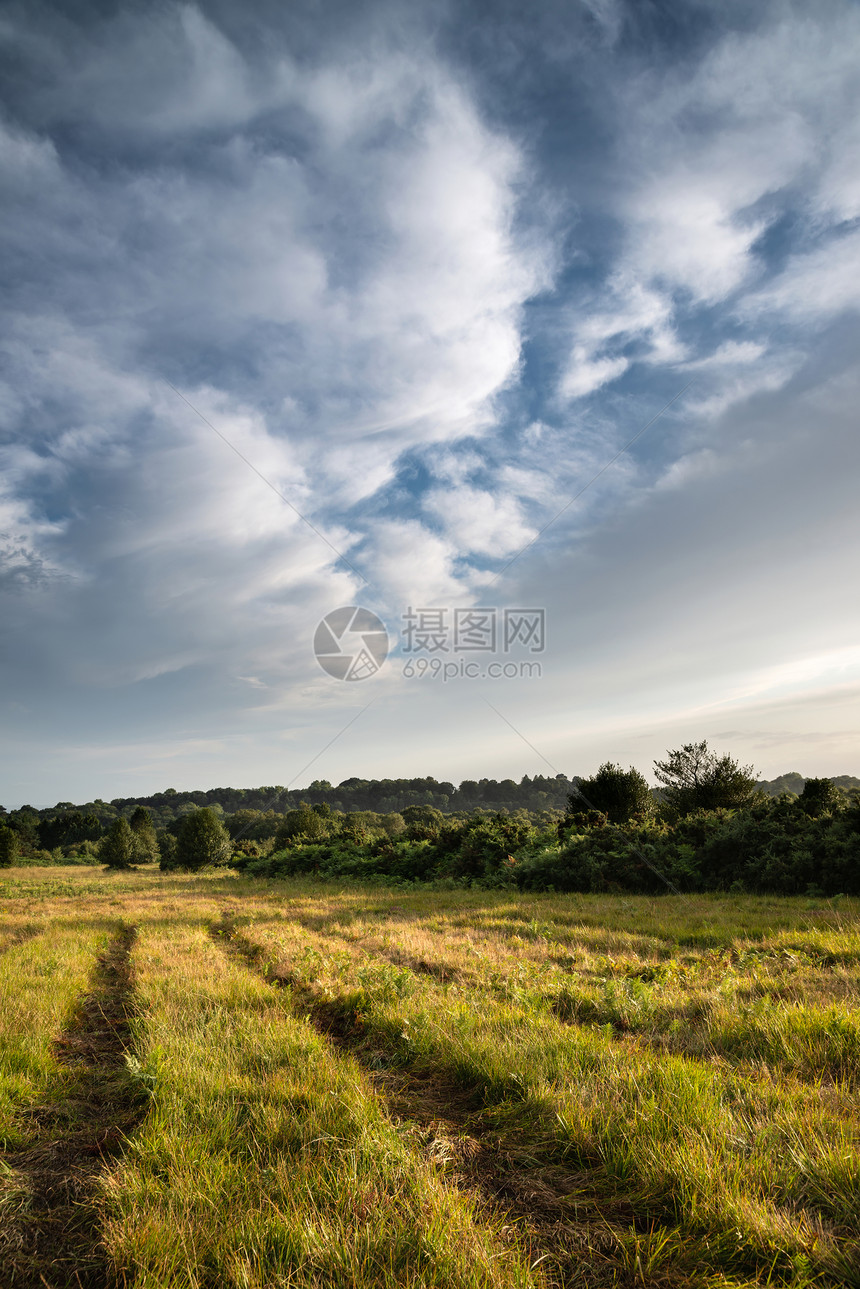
(1, 0, 859, 807)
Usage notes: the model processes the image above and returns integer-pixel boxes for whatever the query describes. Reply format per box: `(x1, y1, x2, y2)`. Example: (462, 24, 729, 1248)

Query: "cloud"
(555, 1, 860, 402)
(423, 485, 535, 558)
(741, 227, 860, 323)
(1, 0, 859, 802)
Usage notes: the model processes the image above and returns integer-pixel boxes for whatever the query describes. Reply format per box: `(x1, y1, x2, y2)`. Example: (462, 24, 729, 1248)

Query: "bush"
(567, 763, 652, 824)
(157, 830, 179, 872)
(100, 818, 136, 870)
(129, 806, 159, 863)
(273, 805, 330, 849)
(174, 808, 231, 871)
(0, 825, 18, 867)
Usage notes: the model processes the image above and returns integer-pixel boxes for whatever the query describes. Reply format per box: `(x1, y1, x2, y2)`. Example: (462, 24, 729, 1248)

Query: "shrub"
(174, 808, 231, 871)
(567, 763, 652, 824)
(101, 818, 136, 870)
(0, 825, 18, 867)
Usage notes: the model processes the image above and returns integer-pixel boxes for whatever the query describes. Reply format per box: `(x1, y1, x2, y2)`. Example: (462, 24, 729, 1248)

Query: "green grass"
(0, 915, 110, 1148)
(102, 916, 537, 1288)
(1, 868, 859, 1286)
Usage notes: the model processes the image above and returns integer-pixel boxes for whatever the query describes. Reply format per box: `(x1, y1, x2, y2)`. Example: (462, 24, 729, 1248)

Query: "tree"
(101, 817, 136, 869)
(0, 825, 18, 867)
(799, 777, 840, 817)
(129, 806, 159, 863)
(653, 741, 757, 817)
(569, 763, 651, 824)
(273, 805, 329, 849)
(175, 808, 231, 871)
(157, 830, 179, 872)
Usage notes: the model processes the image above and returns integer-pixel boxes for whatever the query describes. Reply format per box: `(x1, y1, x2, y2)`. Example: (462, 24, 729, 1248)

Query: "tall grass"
(241, 908, 860, 1286)
(0, 917, 109, 1147)
(101, 914, 540, 1288)
(3, 868, 859, 1287)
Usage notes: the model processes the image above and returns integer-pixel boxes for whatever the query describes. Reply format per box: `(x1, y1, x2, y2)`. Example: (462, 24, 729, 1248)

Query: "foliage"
(653, 741, 758, 817)
(100, 817, 137, 869)
(0, 825, 18, 867)
(38, 810, 103, 853)
(273, 804, 332, 849)
(799, 776, 841, 816)
(157, 830, 178, 871)
(238, 788, 860, 898)
(174, 808, 231, 872)
(129, 806, 159, 864)
(567, 762, 652, 825)
(2, 773, 576, 829)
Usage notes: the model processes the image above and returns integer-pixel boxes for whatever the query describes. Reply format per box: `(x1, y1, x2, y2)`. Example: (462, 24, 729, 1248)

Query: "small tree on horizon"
(653, 741, 757, 817)
(568, 763, 652, 825)
(798, 777, 840, 817)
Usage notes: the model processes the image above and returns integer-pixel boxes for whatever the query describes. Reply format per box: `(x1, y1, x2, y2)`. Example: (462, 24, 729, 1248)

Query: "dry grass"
(0, 867, 858, 1287)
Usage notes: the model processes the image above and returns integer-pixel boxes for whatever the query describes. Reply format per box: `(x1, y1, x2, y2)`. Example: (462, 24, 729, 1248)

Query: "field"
(1, 868, 859, 1288)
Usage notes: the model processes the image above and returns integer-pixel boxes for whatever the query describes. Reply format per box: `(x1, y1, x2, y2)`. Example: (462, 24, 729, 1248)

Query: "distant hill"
(756, 772, 860, 797)
(5, 771, 858, 830)
(3, 774, 576, 828)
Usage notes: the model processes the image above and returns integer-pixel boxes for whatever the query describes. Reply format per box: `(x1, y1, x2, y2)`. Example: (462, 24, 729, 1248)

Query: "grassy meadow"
(1, 866, 859, 1287)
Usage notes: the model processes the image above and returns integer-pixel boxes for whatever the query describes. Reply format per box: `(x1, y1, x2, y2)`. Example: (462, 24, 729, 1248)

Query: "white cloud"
(560, 348, 628, 399)
(741, 226, 860, 322)
(359, 519, 466, 608)
(559, 4, 860, 403)
(424, 485, 535, 558)
(681, 340, 767, 370)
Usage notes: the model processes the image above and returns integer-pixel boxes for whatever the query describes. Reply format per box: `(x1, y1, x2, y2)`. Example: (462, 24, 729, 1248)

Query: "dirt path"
(0, 924, 147, 1289)
(211, 912, 657, 1289)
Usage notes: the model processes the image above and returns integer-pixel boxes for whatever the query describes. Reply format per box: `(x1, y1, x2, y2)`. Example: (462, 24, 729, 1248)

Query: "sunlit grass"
(0, 915, 109, 1147)
(101, 913, 538, 1288)
(2, 868, 859, 1286)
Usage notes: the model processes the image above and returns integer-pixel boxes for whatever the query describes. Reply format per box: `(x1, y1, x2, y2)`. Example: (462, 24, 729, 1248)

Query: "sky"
(1, 0, 859, 808)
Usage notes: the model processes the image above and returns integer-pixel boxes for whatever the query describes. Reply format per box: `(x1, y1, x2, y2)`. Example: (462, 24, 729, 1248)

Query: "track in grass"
(0, 924, 148, 1289)
(211, 911, 654, 1289)
(0, 925, 41, 957)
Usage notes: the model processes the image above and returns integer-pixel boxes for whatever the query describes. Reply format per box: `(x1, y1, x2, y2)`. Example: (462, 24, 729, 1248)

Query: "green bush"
(0, 825, 19, 867)
(174, 808, 231, 871)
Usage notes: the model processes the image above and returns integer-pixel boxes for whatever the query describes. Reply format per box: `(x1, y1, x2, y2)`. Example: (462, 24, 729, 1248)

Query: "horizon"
(7, 765, 859, 816)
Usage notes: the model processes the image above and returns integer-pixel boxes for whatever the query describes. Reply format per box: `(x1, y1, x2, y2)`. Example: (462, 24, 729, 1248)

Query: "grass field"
(0, 867, 858, 1287)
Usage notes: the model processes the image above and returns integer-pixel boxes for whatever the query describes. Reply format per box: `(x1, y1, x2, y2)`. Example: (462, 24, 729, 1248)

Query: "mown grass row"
(100, 915, 542, 1288)
(2, 871, 859, 1288)
(290, 895, 860, 1086)
(0, 917, 110, 1148)
(233, 910, 860, 1287)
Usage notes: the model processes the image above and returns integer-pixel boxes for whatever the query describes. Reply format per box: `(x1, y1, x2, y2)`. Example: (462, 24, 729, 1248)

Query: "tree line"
(2, 741, 857, 894)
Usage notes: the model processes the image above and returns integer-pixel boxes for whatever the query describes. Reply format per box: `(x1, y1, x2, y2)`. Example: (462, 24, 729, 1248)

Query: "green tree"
(273, 805, 328, 849)
(799, 777, 840, 817)
(129, 806, 159, 863)
(569, 763, 651, 824)
(175, 808, 231, 871)
(0, 825, 18, 867)
(100, 817, 136, 869)
(157, 830, 179, 872)
(653, 741, 757, 817)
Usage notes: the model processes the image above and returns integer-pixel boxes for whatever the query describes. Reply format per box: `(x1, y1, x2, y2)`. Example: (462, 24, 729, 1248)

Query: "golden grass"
(1, 867, 858, 1286)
